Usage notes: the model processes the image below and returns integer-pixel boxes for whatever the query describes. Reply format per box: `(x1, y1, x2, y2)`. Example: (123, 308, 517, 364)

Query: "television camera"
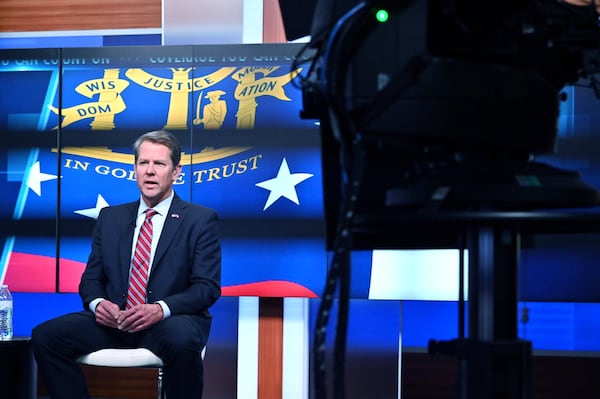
(285, 1, 600, 398)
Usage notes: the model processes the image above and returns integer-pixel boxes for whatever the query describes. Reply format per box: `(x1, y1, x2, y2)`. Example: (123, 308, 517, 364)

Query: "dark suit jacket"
(79, 193, 221, 319)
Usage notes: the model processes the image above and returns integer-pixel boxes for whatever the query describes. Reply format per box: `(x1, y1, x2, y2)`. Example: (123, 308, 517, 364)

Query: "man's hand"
(95, 300, 122, 329)
(116, 304, 164, 333)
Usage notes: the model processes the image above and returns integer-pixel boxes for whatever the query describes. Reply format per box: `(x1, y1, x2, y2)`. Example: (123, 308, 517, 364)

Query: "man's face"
(135, 141, 181, 207)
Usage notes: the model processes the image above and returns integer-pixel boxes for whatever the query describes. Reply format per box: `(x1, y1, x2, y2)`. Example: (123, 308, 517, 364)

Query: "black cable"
(312, 3, 370, 398)
(290, 41, 320, 91)
(312, 2, 429, 397)
(312, 130, 364, 399)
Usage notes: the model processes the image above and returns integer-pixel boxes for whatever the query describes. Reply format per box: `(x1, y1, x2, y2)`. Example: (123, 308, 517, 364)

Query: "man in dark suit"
(32, 130, 221, 399)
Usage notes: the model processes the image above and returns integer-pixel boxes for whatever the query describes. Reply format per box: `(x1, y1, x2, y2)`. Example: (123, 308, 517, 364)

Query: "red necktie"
(126, 209, 157, 309)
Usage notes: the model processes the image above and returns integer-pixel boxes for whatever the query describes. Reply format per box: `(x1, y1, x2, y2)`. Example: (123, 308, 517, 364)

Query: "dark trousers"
(31, 311, 210, 399)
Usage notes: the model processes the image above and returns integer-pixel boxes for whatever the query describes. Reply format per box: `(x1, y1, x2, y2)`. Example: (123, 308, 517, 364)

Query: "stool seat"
(76, 346, 206, 399)
(77, 348, 163, 368)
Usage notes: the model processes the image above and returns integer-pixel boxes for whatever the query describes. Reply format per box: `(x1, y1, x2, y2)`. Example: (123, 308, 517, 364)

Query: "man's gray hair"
(133, 130, 182, 166)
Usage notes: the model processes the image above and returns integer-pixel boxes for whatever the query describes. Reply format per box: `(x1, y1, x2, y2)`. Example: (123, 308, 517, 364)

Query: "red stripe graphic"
(5, 252, 318, 298)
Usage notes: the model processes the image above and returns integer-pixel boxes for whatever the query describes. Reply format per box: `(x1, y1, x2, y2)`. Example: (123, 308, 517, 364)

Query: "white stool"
(77, 347, 206, 399)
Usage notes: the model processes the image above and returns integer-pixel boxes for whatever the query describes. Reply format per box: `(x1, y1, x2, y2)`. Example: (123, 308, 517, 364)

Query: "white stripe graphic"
(237, 297, 259, 399)
(283, 298, 309, 399)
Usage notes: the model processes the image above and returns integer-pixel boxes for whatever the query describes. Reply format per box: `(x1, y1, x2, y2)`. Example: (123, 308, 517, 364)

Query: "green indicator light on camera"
(375, 9, 389, 23)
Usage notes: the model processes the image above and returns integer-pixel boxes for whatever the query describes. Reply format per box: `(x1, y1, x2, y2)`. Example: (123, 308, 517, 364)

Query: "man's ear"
(172, 164, 182, 181)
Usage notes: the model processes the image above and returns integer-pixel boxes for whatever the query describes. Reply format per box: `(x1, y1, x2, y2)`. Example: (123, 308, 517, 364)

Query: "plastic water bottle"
(0, 284, 13, 340)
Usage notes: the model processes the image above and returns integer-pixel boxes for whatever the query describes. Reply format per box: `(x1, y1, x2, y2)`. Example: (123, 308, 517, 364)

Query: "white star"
(74, 194, 109, 219)
(27, 161, 58, 196)
(255, 158, 313, 211)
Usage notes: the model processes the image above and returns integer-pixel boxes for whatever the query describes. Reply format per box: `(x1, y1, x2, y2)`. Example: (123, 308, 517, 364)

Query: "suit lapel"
(151, 195, 185, 274)
(120, 202, 139, 288)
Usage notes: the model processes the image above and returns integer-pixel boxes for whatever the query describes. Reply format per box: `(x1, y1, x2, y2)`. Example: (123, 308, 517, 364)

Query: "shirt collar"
(138, 190, 175, 218)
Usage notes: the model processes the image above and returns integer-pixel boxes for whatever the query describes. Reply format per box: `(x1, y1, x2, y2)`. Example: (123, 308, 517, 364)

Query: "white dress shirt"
(90, 191, 175, 318)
